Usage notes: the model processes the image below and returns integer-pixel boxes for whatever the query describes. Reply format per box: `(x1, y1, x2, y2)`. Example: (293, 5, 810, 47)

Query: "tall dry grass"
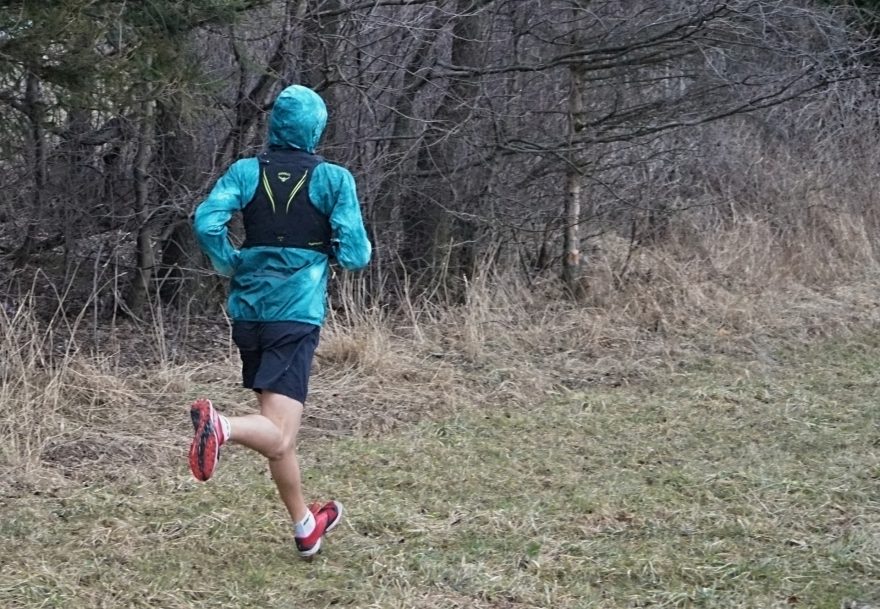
(2, 201, 879, 485)
(0, 291, 238, 492)
(310, 200, 880, 433)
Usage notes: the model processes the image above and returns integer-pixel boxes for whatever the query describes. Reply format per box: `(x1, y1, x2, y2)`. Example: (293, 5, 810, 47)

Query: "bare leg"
(226, 391, 307, 522)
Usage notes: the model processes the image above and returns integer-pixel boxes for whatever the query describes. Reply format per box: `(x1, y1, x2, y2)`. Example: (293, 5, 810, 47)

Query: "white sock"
(219, 415, 231, 442)
(294, 511, 316, 538)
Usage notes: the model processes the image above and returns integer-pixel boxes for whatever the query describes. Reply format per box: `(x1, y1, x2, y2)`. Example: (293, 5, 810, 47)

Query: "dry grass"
(4, 211, 880, 469)
(1, 211, 880, 607)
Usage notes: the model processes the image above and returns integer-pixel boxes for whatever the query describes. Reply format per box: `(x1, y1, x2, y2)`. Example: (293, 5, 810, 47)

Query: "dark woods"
(0, 0, 876, 319)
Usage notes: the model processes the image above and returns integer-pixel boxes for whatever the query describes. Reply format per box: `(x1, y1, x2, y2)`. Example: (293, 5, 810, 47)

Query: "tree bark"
(402, 0, 486, 289)
(562, 62, 585, 295)
(123, 84, 158, 315)
(13, 72, 47, 268)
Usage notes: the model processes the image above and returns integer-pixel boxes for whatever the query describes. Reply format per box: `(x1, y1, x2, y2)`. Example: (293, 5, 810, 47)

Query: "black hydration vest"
(242, 148, 332, 254)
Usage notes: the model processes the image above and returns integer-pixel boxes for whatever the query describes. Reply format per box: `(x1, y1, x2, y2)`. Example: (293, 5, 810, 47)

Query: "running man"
(189, 85, 371, 558)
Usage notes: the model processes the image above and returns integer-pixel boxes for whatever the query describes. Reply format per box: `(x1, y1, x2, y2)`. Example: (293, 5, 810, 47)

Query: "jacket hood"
(267, 85, 327, 153)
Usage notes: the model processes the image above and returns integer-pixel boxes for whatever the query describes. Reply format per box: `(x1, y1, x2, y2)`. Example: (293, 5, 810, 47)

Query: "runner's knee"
(264, 422, 298, 461)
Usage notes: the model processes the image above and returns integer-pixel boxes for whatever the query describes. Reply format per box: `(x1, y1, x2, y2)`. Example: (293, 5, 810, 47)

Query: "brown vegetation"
(2, 200, 878, 489)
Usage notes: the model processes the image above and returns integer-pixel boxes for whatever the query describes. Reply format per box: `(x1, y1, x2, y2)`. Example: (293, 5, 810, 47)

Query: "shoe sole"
(324, 500, 344, 534)
(189, 398, 220, 482)
(298, 501, 344, 559)
(299, 537, 322, 558)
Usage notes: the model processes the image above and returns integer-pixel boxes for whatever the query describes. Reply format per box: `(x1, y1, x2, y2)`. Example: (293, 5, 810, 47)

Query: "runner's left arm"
(193, 158, 259, 276)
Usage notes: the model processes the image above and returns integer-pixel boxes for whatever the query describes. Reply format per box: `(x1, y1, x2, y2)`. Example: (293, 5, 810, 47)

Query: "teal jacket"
(193, 85, 371, 325)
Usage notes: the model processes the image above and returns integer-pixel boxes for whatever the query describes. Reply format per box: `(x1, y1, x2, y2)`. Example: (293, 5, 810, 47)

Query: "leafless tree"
(0, 0, 875, 315)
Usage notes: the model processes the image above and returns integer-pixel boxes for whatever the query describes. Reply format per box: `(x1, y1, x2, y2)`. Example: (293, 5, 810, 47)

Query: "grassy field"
(1, 330, 878, 609)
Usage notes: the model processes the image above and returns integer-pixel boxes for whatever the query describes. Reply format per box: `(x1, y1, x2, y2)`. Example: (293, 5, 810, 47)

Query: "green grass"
(2, 336, 879, 608)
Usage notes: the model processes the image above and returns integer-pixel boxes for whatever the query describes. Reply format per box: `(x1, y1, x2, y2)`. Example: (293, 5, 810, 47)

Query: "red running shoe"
(296, 500, 344, 558)
(189, 398, 226, 481)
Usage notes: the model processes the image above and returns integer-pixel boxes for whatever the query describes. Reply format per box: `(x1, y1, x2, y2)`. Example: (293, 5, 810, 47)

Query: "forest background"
(1, 1, 880, 607)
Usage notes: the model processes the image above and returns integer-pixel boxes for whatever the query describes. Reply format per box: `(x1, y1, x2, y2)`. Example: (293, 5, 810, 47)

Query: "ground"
(1, 329, 878, 609)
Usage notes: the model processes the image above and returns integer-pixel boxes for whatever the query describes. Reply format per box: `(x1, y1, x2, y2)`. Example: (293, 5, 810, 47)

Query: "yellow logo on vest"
(277, 172, 291, 182)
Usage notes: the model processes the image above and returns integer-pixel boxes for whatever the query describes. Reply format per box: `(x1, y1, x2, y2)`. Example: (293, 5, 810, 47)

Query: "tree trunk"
(13, 72, 47, 268)
(562, 62, 585, 295)
(123, 87, 158, 315)
(155, 96, 198, 306)
(402, 0, 486, 291)
(371, 33, 435, 229)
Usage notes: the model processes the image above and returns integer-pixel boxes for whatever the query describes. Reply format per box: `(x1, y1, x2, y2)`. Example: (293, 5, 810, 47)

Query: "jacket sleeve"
(192, 158, 258, 276)
(310, 163, 372, 271)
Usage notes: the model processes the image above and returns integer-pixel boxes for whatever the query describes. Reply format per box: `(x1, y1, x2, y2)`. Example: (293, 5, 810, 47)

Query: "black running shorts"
(231, 321, 320, 404)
